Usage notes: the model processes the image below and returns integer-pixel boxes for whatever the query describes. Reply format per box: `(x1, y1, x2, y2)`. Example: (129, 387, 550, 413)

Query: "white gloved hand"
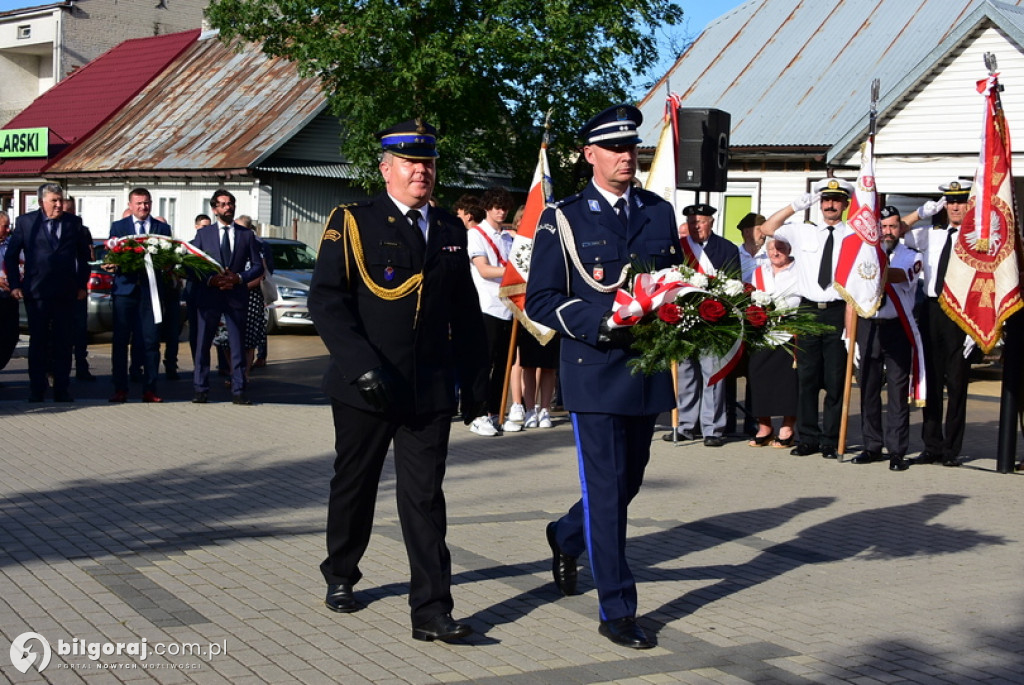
(917, 197, 946, 219)
(791, 192, 821, 213)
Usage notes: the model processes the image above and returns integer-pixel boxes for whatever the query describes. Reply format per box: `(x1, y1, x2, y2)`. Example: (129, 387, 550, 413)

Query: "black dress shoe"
(598, 617, 655, 649)
(912, 451, 940, 465)
(324, 584, 360, 613)
(703, 436, 724, 447)
(851, 450, 882, 464)
(790, 442, 820, 456)
(232, 393, 253, 405)
(942, 457, 961, 467)
(192, 391, 208, 404)
(546, 522, 578, 596)
(820, 446, 839, 460)
(412, 613, 472, 642)
(889, 454, 909, 471)
(662, 428, 696, 442)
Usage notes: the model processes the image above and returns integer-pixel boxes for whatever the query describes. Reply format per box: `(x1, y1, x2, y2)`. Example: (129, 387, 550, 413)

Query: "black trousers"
(321, 401, 455, 626)
(857, 317, 911, 454)
(795, 302, 847, 448)
(24, 296, 75, 397)
(920, 298, 970, 458)
(0, 296, 18, 370)
(481, 313, 513, 415)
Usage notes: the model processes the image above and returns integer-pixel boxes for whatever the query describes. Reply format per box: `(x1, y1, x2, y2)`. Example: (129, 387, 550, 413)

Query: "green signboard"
(0, 127, 49, 158)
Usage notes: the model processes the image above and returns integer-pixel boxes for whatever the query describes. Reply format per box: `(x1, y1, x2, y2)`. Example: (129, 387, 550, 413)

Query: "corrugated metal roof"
(637, 0, 1024, 152)
(47, 33, 327, 176)
(0, 28, 200, 177)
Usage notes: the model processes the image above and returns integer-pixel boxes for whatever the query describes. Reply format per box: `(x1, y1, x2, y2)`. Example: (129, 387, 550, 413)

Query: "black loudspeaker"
(675, 108, 731, 192)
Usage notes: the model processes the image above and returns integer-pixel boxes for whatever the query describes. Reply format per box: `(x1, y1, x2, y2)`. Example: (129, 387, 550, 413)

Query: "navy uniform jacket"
(308, 193, 489, 416)
(190, 223, 264, 310)
(526, 183, 682, 415)
(688, 232, 740, 274)
(108, 216, 173, 296)
(4, 209, 91, 300)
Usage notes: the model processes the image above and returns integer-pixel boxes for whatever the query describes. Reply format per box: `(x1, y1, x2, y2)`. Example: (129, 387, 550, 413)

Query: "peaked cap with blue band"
(376, 118, 439, 160)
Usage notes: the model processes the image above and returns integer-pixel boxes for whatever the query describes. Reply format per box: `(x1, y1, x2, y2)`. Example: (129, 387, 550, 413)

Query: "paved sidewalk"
(1, 342, 1022, 683)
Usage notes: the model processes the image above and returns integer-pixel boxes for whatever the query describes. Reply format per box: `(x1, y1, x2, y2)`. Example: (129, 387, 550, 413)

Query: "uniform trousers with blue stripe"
(550, 411, 658, 621)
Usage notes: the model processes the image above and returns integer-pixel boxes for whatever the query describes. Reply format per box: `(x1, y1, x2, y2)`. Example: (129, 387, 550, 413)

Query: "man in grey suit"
(3, 183, 92, 402)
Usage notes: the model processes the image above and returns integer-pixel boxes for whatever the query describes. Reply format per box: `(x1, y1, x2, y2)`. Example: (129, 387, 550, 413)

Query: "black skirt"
(518, 330, 559, 369)
(748, 347, 798, 417)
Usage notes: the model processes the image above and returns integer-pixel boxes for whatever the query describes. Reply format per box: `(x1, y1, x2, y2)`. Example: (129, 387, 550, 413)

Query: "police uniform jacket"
(525, 183, 681, 415)
(309, 193, 488, 416)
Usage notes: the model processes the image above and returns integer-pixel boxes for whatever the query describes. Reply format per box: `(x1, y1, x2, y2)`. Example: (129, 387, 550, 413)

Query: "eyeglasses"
(214, 201, 235, 207)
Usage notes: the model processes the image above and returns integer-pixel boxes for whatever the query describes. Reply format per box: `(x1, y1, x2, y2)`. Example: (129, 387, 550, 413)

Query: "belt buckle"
(817, 302, 827, 310)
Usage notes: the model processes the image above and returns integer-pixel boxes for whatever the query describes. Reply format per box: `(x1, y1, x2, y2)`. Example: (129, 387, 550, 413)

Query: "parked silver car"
(263, 238, 316, 332)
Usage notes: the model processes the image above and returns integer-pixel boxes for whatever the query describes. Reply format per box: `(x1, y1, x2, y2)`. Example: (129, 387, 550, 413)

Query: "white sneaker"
(524, 406, 540, 428)
(508, 403, 526, 423)
(538, 408, 552, 428)
(470, 415, 498, 436)
(503, 419, 523, 432)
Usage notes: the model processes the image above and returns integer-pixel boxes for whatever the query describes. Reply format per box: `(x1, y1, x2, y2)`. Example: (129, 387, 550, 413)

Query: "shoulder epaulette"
(553, 193, 583, 209)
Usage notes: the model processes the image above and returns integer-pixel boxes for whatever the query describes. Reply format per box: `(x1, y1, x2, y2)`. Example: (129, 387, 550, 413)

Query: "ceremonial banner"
(834, 139, 885, 317)
(941, 71, 1023, 352)
(499, 144, 557, 343)
(644, 93, 683, 213)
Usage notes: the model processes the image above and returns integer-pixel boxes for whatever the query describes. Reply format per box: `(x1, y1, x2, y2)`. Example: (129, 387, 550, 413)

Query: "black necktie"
(48, 219, 58, 246)
(935, 227, 957, 295)
(406, 209, 426, 254)
(817, 226, 834, 290)
(614, 198, 628, 227)
(220, 227, 232, 266)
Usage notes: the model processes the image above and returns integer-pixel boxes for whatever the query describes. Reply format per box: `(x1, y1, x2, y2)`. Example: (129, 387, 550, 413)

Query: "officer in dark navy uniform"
(526, 104, 681, 649)
(309, 119, 488, 643)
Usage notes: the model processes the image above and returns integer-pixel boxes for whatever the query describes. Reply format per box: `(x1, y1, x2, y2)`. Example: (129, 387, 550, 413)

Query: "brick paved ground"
(1, 336, 1022, 683)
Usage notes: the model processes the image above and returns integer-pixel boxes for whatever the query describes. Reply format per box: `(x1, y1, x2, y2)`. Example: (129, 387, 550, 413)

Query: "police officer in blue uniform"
(309, 119, 488, 643)
(526, 105, 681, 649)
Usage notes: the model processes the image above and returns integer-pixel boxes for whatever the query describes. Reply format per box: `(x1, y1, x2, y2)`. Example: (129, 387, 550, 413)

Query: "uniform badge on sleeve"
(588, 199, 601, 213)
(384, 266, 395, 281)
(593, 265, 604, 281)
(323, 229, 342, 242)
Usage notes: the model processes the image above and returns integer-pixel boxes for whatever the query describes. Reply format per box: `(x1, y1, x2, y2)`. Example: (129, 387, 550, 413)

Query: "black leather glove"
(355, 367, 395, 413)
(597, 314, 634, 349)
(460, 397, 488, 425)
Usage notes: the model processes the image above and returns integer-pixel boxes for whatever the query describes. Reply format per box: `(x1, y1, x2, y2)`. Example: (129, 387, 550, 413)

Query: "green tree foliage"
(205, 0, 682, 194)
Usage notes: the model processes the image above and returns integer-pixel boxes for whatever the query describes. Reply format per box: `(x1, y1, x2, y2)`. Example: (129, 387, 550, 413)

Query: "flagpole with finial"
(837, 77, 880, 459)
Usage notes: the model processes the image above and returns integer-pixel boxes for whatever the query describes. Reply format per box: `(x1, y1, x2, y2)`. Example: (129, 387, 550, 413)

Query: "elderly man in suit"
(3, 183, 92, 402)
(309, 118, 488, 643)
(190, 189, 263, 405)
(106, 188, 173, 403)
(526, 105, 681, 649)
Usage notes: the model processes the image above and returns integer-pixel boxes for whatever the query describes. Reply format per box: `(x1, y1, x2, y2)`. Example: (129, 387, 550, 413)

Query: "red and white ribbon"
(609, 268, 692, 327)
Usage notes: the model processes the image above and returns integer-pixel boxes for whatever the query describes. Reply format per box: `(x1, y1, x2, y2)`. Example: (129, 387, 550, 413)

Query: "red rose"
(745, 305, 768, 328)
(134, 246, 144, 253)
(743, 283, 756, 295)
(698, 299, 727, 322)
(658, 303, 682, 324)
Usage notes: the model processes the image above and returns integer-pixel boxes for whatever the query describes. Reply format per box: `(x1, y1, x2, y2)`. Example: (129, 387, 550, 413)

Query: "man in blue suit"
(106, 188, 172, 403)
(525, 105, 682, 649)
(4, 183, 92, 402)
(189, 189, 263, 404)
